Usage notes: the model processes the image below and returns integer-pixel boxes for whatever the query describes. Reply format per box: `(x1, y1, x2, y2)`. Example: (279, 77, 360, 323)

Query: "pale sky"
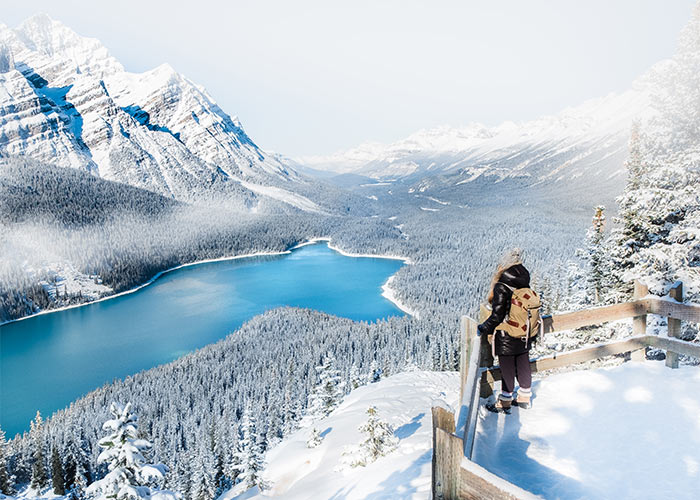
(2, 1, 695, 156)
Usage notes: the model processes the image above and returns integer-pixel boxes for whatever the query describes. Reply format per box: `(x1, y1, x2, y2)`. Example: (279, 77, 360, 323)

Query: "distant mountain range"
(0, 13, 663, 212)
(299, 78, 655, 202)
(0, 14, 322, 209)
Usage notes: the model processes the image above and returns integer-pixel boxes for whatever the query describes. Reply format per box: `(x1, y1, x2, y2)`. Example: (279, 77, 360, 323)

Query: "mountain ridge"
(298, 81, 655, 201)
(0, 13, 305, 205)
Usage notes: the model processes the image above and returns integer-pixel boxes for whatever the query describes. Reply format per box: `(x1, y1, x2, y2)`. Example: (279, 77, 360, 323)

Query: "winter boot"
(514, 388, 532, 409)
(486, 393, 512, 414)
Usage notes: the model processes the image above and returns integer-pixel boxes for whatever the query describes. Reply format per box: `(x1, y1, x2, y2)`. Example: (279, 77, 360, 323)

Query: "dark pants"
(499, 352, 531, 394)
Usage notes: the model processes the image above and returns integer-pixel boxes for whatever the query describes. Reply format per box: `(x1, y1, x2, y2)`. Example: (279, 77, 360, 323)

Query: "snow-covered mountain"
(0, 14, 301, 202)
(300, 87, 651, 197)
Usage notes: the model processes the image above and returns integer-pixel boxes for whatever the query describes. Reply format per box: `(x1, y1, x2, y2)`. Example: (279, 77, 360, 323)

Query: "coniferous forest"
(1, 4, 700, 500)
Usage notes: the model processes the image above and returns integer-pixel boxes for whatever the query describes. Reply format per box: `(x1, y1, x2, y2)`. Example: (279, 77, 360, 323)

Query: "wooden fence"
(432, 280, 700, 500)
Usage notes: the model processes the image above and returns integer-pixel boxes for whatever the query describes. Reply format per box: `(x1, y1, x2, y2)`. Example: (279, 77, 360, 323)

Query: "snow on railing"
(432, 279, 700, 500)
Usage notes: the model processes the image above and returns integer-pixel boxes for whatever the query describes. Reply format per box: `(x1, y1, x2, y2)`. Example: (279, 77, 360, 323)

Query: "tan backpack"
(496, 285, 542, 340)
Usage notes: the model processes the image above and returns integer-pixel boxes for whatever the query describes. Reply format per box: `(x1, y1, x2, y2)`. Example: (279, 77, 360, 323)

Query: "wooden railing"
(432, 280, 700, 500)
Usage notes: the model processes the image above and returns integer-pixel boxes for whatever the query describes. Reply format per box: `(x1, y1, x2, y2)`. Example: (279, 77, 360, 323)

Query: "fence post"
(460, 316, 468, 404)
(666, 282, 683, 369)
(432, 406, 460, 500)
(631, 280, 649, 361)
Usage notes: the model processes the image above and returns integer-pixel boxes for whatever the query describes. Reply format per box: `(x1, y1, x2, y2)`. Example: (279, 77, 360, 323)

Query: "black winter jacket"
(478, 263, 535, 356)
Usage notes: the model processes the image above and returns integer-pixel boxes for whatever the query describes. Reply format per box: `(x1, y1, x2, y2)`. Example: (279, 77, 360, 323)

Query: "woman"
(478, 248, 537, 413)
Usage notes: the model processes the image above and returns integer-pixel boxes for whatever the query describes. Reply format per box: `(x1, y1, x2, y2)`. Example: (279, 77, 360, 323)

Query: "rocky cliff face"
(0, 14, 298, 202)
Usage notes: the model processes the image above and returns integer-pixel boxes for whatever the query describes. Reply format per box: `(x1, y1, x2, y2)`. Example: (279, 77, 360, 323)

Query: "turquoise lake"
(0, 242, 405, 438)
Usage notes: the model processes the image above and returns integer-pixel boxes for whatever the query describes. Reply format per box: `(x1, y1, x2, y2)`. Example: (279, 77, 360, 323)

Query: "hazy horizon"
(2, 1, 695, 156)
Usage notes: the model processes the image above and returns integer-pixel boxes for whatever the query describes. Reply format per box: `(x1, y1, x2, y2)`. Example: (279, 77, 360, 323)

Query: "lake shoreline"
(1, 238, 416, 327)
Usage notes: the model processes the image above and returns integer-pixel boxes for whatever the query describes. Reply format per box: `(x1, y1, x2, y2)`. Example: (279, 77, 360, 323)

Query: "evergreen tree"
(29, 411, 48, 492)
(606, 3, 700, 308)
(235, 407, 268, 491)
(607, 123, 653, 300)
(51, 446, 66, 495)
(225, 439, 242, 490)
(369, 359, 382, 383)
(85, 402, 178, 500)
(580, 205, 607, 304)
(190, 452, 215, 500)
(64, 454, 77, 493)
(70, 461, 89, 500)
(281, 385, 299, 436)
(342, 406, 399, 468)
(307, 354, 345, 419)
(349, 363, 363, 390)
(306, 428, 323, 449)
(213, 452, 228, 498)
(357, 406, 399, 463)
(0, 427, 14, 495)
(174, 452, 192, 500)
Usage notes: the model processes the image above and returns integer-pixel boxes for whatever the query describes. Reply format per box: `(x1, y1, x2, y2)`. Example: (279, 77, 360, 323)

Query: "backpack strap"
(497, 282, 516, 292)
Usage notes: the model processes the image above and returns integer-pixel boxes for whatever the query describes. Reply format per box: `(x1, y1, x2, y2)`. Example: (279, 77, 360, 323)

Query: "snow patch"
(474, 360, 700, 500)
(223, 371, 460, 500)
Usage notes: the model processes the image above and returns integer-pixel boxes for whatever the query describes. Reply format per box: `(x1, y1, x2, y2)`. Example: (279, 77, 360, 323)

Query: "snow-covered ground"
(30, 262, 112, 301)
(9, 362, 699, 500)
(474, 360, 700, 500)
(223, 371, 460, 500)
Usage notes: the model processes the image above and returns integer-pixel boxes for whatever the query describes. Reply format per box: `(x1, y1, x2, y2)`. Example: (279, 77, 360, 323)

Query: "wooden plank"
(543, 300, 649, 333)
(462, 330, 483, 459)
(433, 405, 457, 500)
(666, 283, 683, 369)
(532, 336, 650, 372)
(432, 405, 456, 434)
(647, 336, 700, 360)
(630, 348, 646, 362)
(459, 458, 541, 500)
(647, 297, 700, 323)
(434, 428, 463, 500)
(460, 318, 478, 401)
(459, 316, 469, 404)
(633, 280, 649, 336)
(479, 304, 490, 323)
(632, 281, 649, 362)
(484, 336, 653, 383)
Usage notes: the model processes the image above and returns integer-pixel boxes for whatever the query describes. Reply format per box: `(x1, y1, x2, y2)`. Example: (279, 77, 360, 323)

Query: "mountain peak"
(20, 12, 55, 28)
(13, 13, 123, 77)
(0, 15, 297, 202)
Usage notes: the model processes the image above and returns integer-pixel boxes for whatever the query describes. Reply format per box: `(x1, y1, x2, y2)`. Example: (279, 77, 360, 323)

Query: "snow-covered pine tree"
(357, 406, 399, 463)
(190, 451, 215, 500)
(235, 407, 268, 491)
(174, 451, 192, 500)
(606, 2, 700, 310)
(349, 363, 363, 390)
(213, 452, 228, 498)
(580, 205, 608, 304)
(281, 385, 299, 436)
(343, 406, 399, 468)
(607, 122, 654, 301)
(369, 359, 382, 383)
(70, 460, 89, 499)
(65, 415, 92, 495)
(307, 353, 345, 419)
(85, 402, 179, 500)
(29, 411, 48, 492)
(306, 428, 323, 448)
(0, 427, 14, 495)
(225, 432, 242, 489)
(51, 446, 66, 495)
